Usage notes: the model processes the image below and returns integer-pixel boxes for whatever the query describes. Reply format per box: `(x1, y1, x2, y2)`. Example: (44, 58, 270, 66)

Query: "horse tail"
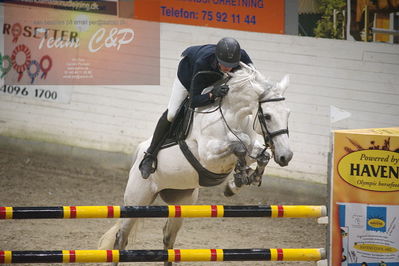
(98, 220, 121, 249)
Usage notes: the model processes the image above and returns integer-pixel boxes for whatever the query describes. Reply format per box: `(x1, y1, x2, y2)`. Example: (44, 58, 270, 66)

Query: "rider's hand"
(211, 84, 229, 98)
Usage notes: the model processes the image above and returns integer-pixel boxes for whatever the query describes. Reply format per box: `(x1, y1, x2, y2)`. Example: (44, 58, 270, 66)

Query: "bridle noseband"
(257, 97, 289, 148)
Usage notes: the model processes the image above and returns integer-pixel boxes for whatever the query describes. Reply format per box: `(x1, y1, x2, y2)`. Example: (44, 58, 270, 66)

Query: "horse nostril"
(280, 156, 286, 163)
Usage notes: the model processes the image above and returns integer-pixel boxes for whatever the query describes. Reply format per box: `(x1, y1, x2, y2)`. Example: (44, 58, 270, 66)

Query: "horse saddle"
(160, 98, 193, 150)
(159, 98, 231, 187)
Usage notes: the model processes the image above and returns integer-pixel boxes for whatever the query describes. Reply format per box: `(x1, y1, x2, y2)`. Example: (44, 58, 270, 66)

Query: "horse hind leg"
(159, 188, 199, 266)
(98, 220, 121, 250)
(98, 219, 128, 266)
(97, 219, 137, 266)
(161, 188, 199, 248)
(114, 218, 136, 249)
(99, 217, 148, 266)
(99, 165, 158, 265)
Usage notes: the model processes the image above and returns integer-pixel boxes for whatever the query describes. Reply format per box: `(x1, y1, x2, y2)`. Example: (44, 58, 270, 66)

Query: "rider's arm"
(190, 92, 215, 108)
(189, 59, 217, 108)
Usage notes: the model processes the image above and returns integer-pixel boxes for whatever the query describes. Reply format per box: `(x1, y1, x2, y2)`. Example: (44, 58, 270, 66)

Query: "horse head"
(230, 63, 293, 167)
(257, 73, 293, 166)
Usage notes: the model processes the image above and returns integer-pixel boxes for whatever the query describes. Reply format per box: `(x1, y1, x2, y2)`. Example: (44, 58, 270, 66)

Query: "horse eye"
(264, 114, 271, 120)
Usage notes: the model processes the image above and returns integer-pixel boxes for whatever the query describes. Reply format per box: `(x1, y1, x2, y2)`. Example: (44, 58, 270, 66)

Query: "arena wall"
(1, 22, 398, 184)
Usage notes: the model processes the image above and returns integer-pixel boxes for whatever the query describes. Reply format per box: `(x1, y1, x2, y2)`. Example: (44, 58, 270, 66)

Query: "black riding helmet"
(215, 37, 241, 68)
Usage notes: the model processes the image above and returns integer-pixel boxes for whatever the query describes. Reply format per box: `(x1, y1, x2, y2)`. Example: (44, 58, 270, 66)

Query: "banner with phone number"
(133, 0, 285, 34)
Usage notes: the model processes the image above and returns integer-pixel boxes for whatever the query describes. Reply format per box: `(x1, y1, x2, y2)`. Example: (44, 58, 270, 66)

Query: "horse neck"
(221, 84, 259, 131)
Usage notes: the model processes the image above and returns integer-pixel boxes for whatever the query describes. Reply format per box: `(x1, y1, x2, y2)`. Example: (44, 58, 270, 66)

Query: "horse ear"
(277, 74, 289, 94)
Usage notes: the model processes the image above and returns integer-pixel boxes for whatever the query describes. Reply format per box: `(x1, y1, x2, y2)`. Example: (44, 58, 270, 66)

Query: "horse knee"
(231, 143, 247, 161)
(232, 143, 245, 154)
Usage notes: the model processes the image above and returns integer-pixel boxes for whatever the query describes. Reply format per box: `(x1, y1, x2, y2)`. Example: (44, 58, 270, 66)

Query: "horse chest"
(197, 139, 236, 172)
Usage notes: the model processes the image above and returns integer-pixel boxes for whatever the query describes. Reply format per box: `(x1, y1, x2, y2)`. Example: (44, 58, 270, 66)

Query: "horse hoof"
(224, 185, 235, 197)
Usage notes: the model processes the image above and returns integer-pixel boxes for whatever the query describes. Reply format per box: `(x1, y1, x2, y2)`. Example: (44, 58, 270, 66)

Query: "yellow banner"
(330, 127, 399, 266)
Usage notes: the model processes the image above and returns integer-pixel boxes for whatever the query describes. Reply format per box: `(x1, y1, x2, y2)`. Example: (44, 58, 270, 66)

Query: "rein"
(190, 75, 232, 114)
(189, 69, 258, 115)
(194, 73, 259, 159)
(218, 95, 289, 160)
(188, 70, 289, 159)
(218, 98, 259, 160)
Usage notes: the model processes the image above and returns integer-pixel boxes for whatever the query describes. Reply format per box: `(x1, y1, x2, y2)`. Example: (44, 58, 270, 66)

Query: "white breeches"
(166, 77, 188, 122)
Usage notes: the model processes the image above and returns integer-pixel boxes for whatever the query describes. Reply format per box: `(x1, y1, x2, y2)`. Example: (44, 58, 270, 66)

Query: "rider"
(139, 37, 254, 179)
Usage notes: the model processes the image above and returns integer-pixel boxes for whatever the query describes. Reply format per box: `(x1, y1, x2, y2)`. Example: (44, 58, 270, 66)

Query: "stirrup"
(139, 152, 158, 179)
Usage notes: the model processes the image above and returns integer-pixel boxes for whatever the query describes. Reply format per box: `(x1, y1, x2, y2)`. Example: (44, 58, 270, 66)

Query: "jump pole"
(0, 205, 327, 219)
(0, 248, 326, 263)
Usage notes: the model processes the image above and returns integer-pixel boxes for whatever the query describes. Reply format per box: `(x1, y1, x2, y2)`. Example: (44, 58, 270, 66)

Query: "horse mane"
(228, 63, 275, 98)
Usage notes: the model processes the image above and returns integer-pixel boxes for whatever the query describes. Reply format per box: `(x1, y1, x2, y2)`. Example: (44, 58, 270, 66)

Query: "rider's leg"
(139, 110, 171, 178)
(139, 77, 188, 179)
(166, 77, 188, 122)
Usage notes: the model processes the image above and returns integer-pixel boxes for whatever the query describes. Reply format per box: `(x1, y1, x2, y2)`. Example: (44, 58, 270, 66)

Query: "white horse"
(99, 63, 293, 265)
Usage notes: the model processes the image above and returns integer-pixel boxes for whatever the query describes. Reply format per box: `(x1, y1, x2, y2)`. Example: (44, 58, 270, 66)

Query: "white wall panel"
(1, 22, 398, 184)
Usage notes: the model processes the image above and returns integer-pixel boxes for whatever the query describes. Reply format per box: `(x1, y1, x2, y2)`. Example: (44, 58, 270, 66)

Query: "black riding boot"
(139, 111, 171, 179)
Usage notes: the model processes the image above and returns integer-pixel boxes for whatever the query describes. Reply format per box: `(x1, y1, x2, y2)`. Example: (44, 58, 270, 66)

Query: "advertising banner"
(330, 127, 399, 266)
(1, 3, 160, 86)
(1, 0, 118, 15)
(133, 0, 285, 34)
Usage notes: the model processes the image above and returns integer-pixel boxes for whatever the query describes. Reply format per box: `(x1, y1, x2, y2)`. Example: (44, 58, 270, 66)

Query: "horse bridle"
(257, 97, 289, 148)
(217, 94, 289, 160)
(189, 70, 289, 156)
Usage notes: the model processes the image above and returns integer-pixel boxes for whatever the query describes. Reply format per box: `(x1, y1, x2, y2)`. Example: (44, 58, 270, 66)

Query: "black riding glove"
(211, 84, 229, 98)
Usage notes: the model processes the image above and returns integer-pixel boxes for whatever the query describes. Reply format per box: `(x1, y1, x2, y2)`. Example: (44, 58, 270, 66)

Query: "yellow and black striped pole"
(0, 205, 327, 219)
(0, 248, 326, 263)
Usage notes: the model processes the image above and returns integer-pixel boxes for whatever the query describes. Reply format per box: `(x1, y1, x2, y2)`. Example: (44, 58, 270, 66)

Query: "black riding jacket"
(177, 44, 253, 108)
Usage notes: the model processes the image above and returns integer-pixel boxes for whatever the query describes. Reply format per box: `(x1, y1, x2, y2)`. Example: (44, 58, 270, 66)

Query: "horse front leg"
(113, 218, 136, 251)
(109, 165, 158, 266)
(224, 142, 251, 196)
(160, 188, 199, 266)
(248, 149, 270, 186)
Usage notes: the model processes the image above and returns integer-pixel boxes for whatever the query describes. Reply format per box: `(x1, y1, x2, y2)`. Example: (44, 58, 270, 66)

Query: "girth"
(178, 139, 231, 187)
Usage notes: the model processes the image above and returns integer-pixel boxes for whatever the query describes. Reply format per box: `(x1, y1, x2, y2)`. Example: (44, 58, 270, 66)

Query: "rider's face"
(219, 63, 233, 73)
